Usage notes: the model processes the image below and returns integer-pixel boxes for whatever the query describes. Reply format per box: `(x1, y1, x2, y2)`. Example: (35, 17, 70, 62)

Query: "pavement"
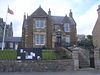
(0, 69, 100, 75)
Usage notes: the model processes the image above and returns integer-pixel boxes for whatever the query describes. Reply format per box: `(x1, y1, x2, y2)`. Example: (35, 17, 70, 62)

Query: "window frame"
(10, 42, 13, 48)
(64, 35, 70, 43)
(35, 34, 45, 45)
(35, 19, 45, 28)
(64, 23, 70, 32)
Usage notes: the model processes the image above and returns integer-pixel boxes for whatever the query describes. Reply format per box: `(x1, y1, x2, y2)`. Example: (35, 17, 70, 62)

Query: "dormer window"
(35, 19, 45, 28)
(64, 23, 70, 32)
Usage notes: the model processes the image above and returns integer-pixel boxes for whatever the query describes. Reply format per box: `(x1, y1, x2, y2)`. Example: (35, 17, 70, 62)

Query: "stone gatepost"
(72, 48, 79, 70)
(94, 48, 100, 69)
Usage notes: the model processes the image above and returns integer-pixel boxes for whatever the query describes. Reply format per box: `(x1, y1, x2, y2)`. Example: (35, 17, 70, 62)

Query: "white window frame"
(64, 35, 70, 43)
(10, 42, 13, 48)
(64, 23, 70, 32)
(35, 19, 45, 28)
(35, 34, 45, 45)
(15, 43, 18, 50)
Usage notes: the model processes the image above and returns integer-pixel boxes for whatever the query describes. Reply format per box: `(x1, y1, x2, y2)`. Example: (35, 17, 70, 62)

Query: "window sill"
(35, 44, 45, 46)
(35, 27, 45, 29)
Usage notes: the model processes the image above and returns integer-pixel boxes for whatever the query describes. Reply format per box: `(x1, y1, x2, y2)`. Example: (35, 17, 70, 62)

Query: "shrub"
(0, 49, 17, 60)
(42, 50, 56, 60)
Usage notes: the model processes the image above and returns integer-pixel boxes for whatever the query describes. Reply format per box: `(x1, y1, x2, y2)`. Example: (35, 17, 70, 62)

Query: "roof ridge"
(31, 6, 48, 17)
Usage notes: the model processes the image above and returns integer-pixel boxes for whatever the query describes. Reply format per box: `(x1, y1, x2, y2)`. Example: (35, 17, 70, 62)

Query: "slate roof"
(0, 37, 21, 42)
(69, 17, 76, 25)
(30, 7, 76, 25)
(31, 6, 48, 17)
(62, 15, 71, 23)
(51, 16, 64, 25)
(51, 16, 76, 25)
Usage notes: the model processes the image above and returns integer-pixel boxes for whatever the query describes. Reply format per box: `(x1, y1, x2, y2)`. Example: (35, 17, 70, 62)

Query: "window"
(15, 43, 18, 50)
(35, 34, 45, 45)
(10, 43, 13, 48)
(64, 23, 70, 32)
(35, 20, 45, 28)
(0, 43, 2, 48)
(64, 36, 70, 43)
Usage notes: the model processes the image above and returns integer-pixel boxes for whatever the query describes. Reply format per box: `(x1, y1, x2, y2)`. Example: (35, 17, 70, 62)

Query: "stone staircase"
(55, 45, 91, 68)
(54, 46, 72, 59)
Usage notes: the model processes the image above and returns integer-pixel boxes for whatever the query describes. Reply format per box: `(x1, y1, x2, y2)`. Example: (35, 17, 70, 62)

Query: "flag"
(7, 7, 14, 15)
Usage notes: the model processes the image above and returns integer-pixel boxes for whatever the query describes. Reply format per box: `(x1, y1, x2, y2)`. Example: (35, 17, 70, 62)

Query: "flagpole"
(2, 7, 8, 50)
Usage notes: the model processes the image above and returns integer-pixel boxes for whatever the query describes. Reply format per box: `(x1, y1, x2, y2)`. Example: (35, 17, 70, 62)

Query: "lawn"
(0, 49, 17, 60)
(42, 50, 56, 60)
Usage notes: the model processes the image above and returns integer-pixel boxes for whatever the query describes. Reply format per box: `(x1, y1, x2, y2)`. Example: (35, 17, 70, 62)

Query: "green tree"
(77, 35, 94, 49)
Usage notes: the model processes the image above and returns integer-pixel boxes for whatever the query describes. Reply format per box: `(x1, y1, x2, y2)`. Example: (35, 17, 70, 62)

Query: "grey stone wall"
(0, 60, 74, 72)
(72, 48, 79, 70)
(94, 48, 100, 69)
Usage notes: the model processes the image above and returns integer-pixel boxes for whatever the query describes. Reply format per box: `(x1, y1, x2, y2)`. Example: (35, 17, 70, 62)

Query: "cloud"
(75, 3, 99, 35)
(12, 20, 22, 37)
(41, 0, 72, 16)
(74, 0, 82, 3)
(74, 0, 90, 3)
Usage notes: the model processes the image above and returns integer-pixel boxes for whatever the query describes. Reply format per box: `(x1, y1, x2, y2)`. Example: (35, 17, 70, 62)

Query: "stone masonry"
(21, 6, 77, 48)
(0, 60, 74, 72)
(94, 48, 100, 69)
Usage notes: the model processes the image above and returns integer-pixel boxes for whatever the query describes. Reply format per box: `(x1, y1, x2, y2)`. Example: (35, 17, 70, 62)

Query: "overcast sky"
(0, 0, 100, 37)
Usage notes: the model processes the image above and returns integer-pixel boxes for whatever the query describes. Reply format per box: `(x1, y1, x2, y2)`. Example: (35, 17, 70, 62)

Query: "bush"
(0, 49, 17, 60)
(42, 50, 56, 60)
(42, 46, 51, 49)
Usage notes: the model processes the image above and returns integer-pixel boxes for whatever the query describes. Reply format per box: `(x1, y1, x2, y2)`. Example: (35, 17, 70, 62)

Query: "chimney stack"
(69, 9, 73, 18)
(48, 8, 51, 16)
(24, 13, 26, 20)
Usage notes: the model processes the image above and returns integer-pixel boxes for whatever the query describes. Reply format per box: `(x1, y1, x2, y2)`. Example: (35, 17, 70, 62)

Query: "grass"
(0, 49, 17, 60)
(42, 50, 56, 60)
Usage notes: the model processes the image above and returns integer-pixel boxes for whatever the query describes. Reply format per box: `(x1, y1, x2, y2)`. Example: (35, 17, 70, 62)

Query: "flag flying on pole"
(7, 7, 14, 15)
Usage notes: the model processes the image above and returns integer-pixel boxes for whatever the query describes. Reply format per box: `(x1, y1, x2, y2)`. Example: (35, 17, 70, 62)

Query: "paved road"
(0, 70, 100, 75)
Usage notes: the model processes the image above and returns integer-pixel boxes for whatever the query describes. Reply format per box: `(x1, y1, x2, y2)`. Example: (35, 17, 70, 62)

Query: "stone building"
(0, 18, 13, 37)
(0, 37, 21, 50)
(92, 5, 100, 69)
(77, 34, 86, 41)
(21, 6, 77, 48)
(0, 17, 21, 50)
(92, 5, 100, 48)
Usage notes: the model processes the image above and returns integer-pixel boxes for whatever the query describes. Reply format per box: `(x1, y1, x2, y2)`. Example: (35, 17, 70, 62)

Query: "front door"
(56, 32, 62, 46)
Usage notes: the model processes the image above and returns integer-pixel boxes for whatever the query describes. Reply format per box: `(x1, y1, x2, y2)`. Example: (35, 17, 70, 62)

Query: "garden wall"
(0, 60, 74, 72)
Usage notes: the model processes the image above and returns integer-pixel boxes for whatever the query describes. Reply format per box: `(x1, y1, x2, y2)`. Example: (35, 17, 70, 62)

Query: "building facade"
(77, 34, 86, 41)
(0, 18, 13, 37)
(21, 6, 77, 48)
(0, 17, 21, 50)
(0, 37, 21, 50)
(92, 5, 100, 48)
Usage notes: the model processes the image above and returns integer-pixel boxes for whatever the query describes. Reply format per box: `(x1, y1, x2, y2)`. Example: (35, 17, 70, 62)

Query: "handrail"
(55, 42, 72, 52)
